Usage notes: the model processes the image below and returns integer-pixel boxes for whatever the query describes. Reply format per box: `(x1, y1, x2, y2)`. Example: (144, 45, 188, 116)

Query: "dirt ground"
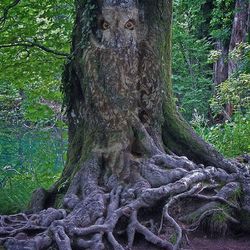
(131, 234, 250, 250)
(188, 235, 250, 250)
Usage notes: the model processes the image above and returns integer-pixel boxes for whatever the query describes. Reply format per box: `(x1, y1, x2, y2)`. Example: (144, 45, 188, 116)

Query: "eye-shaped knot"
(124, 20, 135, 30)
(102, 20, 110, 30)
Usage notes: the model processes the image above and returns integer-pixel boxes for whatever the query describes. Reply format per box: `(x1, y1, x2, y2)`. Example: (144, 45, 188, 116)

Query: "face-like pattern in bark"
(99, 6, 138, 49)
(83, 3, 141, 132)
(82, 0, 162, 138)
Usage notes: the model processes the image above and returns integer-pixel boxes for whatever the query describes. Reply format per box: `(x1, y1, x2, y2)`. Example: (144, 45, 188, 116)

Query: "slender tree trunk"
(212, 39, 232, 120)
(248, 2, 250, 40)
(226, 0, 249, 118)
(213, 0, 249, 120)
(228, 0, 249, 75)
(0, 1, 249, 250)
(213, 40, 229, 85)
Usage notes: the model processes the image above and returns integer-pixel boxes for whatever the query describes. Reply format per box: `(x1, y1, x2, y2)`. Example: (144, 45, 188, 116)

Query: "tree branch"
(0, 40, 70, 57)
(0, 0, 22, 28)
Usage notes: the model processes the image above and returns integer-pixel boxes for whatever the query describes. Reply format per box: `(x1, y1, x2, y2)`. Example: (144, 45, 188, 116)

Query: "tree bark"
(228, 0, 249, 75)
(212, 0, 250, 120)
(213, 40, 229, 85)
(0, 1, 249, 249)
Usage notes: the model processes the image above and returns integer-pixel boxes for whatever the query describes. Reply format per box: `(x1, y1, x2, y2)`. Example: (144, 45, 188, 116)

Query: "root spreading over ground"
(0, 139, 249, 250)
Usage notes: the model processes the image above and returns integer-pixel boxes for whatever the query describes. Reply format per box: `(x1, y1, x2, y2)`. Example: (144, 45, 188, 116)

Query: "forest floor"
(188, 235, 250, 250)
(131, 233, 250, 250)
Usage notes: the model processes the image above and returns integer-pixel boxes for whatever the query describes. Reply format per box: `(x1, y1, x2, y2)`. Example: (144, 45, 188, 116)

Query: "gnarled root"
(0, 149, 249, 250)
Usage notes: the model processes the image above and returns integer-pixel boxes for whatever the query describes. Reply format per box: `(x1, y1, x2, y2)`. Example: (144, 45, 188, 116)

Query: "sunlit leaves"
(172, 0, 212, 120)
(193, 112, 250, 157)
(211, 73, 250, 114)
(0, 0, 74, 124)
(210, 0, 235, 41)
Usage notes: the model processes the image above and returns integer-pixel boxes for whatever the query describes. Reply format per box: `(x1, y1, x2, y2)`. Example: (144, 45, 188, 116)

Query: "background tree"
(172, 0, 250, 121)
(172, 0, 249, 159)
(211, 0, 250, 119)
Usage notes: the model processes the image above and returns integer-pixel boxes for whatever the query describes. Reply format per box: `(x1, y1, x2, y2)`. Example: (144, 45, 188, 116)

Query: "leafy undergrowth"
(0, 172, 60, 215)
(0, 124, 67, 215)
(192, 112, 250, 157)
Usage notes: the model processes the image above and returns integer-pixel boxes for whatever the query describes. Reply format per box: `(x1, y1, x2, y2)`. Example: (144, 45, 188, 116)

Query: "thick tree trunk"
(248, 2, 250, 40)
(59, 0, 232, 191)
(0, 1, 249, 250)
(64, 0, 237, 182)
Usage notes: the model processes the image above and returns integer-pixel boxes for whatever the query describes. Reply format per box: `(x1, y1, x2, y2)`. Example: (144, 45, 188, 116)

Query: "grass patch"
(0, 172, 60, 214)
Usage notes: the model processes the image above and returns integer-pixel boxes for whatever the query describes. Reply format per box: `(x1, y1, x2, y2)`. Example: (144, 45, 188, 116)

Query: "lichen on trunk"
(0, 1, 250, 250)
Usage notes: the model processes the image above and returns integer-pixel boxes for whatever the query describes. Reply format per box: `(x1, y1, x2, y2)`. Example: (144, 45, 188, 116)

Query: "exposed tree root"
(0, 123, 249, 250)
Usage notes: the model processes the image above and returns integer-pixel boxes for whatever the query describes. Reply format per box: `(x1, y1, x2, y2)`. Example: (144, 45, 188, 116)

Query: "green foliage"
(192, 112, 250, 157)
(173, 0, 213, 120)
(210, 73, 250, 114)
(23, 103, 54, 123)
(210, 42, 250, 117)
(0, 123, 67, 170)
(211, 208, 229, 224)
(0, 123, 67, 214)
(208, 49, 223, 63)
(0, 0, 74, 125)
(173, 0, 208, 37)
(210, 0, 235, 41)
(169, 233, 177, 244)
(0, 81, 21, 123)
(229, 42, 250, 70)
(0, 172, 60, 215)
(231, 186, 242, 203)
(174, 1, 250, 158)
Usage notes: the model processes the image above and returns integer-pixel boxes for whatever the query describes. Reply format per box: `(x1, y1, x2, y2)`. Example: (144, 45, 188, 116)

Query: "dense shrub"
(192, 111, 250, 157)
(0, 124, 67, 214)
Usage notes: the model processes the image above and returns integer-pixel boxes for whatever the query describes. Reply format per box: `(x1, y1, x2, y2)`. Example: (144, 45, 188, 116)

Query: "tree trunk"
(227, 0, 249, 119)
(213, 40, 229, 85)
(228, 0, 249, 75)
(214, 0, 249, 120)
(212, 39, 232, 121)
(60, 0, 233, 191)
(248, 2, 250, 40)
(0, 1, 249, 250)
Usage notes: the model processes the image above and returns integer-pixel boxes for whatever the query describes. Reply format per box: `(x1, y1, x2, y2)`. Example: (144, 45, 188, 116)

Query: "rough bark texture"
(213, 0, 250, 120)
(228, 0, 249, 75)
(213, 40, 228, 85)
(0, 1, 250, 250)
